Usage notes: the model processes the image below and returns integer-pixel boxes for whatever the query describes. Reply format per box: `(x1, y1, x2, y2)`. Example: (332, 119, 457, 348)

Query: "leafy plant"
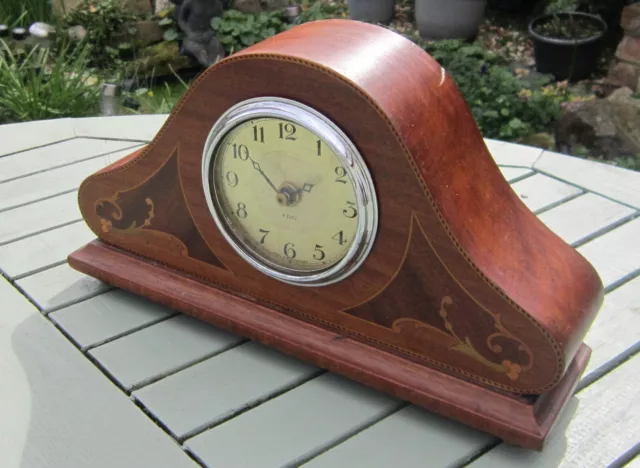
(63, 0, 139, 69)
(294, 0, 348, 24)
(416, 37, 567, 141)
(0, 0, 53, 28)
(0, 40, 101, 123)
(211, 9, 290, 55)
(533, 0, 604, 40)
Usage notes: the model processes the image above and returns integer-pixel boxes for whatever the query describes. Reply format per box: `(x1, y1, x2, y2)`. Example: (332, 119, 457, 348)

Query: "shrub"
(417, 38, 566, 141)
(0, 0, 52, 27)
(0, 41, 101, 124)
(211, 9, 290, 55)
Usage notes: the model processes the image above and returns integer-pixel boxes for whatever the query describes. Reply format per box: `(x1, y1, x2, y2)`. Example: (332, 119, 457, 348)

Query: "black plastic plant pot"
(529, 12, 607, 82)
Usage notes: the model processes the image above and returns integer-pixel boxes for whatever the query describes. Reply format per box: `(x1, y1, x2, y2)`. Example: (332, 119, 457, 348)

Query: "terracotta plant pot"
(415, 0, 487, 40)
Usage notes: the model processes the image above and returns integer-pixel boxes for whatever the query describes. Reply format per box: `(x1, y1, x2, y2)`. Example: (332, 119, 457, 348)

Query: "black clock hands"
(248, 156, 278, 193)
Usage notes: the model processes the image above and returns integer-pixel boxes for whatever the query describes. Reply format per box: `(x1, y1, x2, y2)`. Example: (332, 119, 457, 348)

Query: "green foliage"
(294, 0, 348, 24)
(63, 0, 138, 69)
(211, 9, 290, 55)
(0, 40, 100, 124)
(418, 37, 566, 141)
(0, 0, 53, 28)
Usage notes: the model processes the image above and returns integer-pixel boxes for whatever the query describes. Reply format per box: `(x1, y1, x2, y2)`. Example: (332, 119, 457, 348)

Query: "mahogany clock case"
(68, 19, 604, 450)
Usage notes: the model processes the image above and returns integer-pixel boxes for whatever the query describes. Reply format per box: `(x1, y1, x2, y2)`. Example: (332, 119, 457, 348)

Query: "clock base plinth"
(68, 239, 591, 451)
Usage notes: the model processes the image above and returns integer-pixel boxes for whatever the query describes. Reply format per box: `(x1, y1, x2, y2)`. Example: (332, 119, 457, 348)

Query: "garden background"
(1, 0, 638, 170)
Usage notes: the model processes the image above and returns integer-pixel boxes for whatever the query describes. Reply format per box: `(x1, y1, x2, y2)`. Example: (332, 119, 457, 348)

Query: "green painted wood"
(0, 118, 75, 157)
(0, 222, 94, 279)
(535, 150, 640, 209)
(469, 355, 640, 468)
(303, 405, 494, 467)
(89, 314, 244, 391)
(134, 341, 320, 440)
(50, 290, 175, 350)
(582, 276, 640, 378)
(485, 139, 543, 167)
(0, 138, 136, 182)
(510, 173, 583, 214)
(0, 146, 143, 212)
(499, 166, 533, 183)
(538, 193, 637, 247)
(0, 277, 196, 468)
(15, 263, 110, 314)
(0, 192, 81, 246)
(184, 372, 403, 468)
(577, 217, 640, 289)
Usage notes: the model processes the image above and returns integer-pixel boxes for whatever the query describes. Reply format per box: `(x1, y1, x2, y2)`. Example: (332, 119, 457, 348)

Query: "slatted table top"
(1, 115, 638, 468)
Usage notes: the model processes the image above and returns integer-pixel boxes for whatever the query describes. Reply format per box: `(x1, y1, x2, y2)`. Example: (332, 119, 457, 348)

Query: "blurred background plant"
(0, 0, 53, 28)
(0, 40, 100, 124)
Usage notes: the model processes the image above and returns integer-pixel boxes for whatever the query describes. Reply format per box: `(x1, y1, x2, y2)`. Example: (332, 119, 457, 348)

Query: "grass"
(0, 40, 101, 124)
(0, 0, 53, 27)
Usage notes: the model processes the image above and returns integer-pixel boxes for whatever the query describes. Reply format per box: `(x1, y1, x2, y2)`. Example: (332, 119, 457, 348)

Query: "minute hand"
(248, 157, 278, 193)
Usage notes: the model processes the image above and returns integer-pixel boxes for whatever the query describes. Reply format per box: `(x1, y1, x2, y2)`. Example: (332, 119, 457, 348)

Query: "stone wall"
(608, 3, 640, 92)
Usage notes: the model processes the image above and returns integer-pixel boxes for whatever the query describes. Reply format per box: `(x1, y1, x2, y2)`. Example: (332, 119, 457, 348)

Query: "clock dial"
(210, 117, 359, 273)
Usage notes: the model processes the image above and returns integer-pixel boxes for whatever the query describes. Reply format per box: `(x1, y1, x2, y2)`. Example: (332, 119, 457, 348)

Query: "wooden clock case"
(68, 19, 604, 450)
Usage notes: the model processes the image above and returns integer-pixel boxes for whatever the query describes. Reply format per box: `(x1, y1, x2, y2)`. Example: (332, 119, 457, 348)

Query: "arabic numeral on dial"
(284, 242, 296, 258)
(225, 171, 238, 187)
(332, 230, 346, 245)
(253, 125, 264, 143)
(313, 244, 325, 260)
(316, 139, 321, 156)
(232, 143, 249, 160)
(278, 122, 297, 140)
(236, 202, 247, 218)
(335, 166, 347, 184)
(343, 201, 357, 218)
(258, 229, 269, 244)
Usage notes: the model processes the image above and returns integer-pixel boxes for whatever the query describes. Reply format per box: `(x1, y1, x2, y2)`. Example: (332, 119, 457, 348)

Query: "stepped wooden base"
(68, 240, 590, 451)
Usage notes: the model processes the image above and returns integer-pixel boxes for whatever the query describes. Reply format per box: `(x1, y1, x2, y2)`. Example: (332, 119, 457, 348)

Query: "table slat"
(485, 139, 543, 167)
(133, 341, 320, 440)
(0, 277, 196, 468)
(0, 118, 75, 157)
(577, 217, 640, 289)
(72, 115, 168, 141)
(50, 290, 175, 350)
(500, 167, 533, 183)
(535, 150, 640, 210)
(184, 372, 402, 468)
(0, 192, 81, 246)
(469, 355, 640, 468)
(303, 405, 494, 468)
(582, 276, 640, 378)
(0, 138, 135, 182)
(89, 314, 244, 391)
(537, 193, 637, 247)
(510, 174, 583, 214)
(0, 146, 143, 212)
(15, 263, 109, 313)
(0, 222, 94, 279)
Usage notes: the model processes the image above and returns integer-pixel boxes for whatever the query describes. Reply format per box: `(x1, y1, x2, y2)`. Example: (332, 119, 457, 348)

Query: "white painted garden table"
(0, 115, 638, 468)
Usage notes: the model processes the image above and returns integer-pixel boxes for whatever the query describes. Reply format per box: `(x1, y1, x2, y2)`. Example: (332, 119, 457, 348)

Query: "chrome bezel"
(201, 97, 378, 287)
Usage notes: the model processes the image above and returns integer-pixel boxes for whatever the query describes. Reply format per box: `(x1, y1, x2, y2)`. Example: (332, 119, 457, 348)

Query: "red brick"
(621, 3, 640, 37)
(616, 36, 640, 65)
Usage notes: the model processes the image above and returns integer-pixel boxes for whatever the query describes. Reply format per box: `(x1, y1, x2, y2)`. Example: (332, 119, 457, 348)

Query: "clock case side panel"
(234, 20, 604, 373)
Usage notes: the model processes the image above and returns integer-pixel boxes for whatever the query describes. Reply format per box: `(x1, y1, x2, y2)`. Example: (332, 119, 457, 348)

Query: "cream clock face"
(202, 98, 377, 286)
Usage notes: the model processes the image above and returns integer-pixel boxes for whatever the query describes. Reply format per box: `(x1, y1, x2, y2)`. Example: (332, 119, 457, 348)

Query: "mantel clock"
(69, 19, 604, 450)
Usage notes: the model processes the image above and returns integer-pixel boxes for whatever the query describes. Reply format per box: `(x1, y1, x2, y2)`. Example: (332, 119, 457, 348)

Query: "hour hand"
(249, 158, 278, 193)
(301, 182, 315, 194)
